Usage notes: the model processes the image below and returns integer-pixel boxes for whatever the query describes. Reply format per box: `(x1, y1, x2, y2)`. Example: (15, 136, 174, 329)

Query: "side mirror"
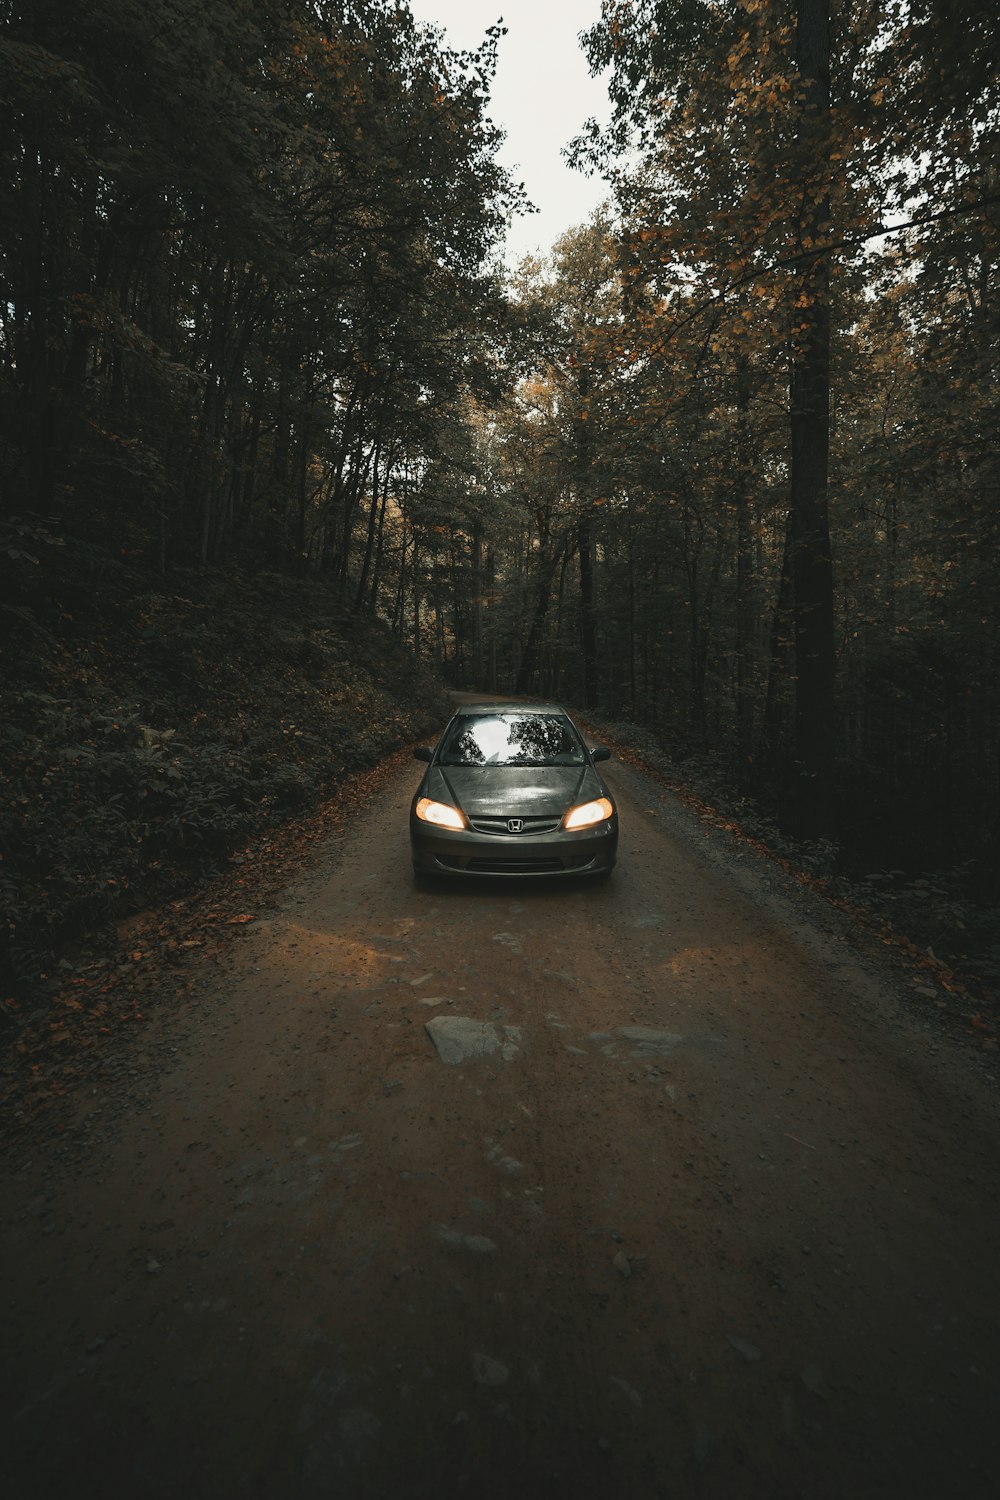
(590, 745, 611, 762)
(414, 746, 433, 762)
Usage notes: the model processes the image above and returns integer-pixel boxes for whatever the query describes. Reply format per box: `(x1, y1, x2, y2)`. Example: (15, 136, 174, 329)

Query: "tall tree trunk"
(435, 567, 448, 670)
(762, 512, 796, 766)
(790, 0, 837, 838)
(295, 425, 310, 573)
(627, 539, 637, 720)
(367, 482, 389, 614)
(355, 452, 387, 612)
(515, 539, 566, 695)
(336, 430, 372, 603)
(576, 368, 598, 708)
(471, 522, 484, 687)
(485, 546, 498, 692)
(411, 541, 421, 657)
(448, 535, 467, 681)
(392, 521, 409, 637)
(734, 353, 755, 781)
(353, 438, 383, 611)
(578, 510, 598, 708)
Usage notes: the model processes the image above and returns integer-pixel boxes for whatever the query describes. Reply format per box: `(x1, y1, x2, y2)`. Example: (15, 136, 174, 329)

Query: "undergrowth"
(1, 544, 447, 1005)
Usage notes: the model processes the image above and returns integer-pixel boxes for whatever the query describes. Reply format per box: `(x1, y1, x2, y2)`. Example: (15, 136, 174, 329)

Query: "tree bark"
(734, 353, 755, 781)
(515, 538, 567, 696)
(576, 368, 599, 708)
(471, 522, 484, 687)
(761, 511, 796, 766)
(790, 0, 837, 838)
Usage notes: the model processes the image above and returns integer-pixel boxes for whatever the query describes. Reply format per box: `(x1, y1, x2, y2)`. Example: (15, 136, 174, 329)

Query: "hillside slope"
(1, 542, 447, 1004)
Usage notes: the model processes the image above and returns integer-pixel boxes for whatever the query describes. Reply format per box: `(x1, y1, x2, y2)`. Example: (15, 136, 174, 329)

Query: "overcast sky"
(405, 0, 613, 266)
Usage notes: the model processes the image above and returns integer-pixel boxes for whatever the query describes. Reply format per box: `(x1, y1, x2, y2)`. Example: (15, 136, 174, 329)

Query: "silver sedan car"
(410, 703, 618, 879)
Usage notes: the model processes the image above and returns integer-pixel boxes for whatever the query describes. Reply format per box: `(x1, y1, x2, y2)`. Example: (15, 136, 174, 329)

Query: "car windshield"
(439, 714, 585, 767)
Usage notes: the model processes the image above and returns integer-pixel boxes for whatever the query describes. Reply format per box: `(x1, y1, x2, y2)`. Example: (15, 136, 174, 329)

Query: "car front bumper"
(410, 815, 618, 877)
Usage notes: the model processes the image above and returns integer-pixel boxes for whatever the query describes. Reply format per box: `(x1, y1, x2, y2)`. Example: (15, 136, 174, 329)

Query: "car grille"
(436, 854, 596, 875)
(466, 857, 564, 873)
(467, 815, 562, 835)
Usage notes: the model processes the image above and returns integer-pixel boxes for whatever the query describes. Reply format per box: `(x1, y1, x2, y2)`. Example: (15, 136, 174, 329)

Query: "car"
(410, 702, 618, 879)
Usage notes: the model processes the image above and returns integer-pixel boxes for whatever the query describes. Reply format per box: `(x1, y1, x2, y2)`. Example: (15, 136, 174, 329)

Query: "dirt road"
(3, 741, 999, 1498)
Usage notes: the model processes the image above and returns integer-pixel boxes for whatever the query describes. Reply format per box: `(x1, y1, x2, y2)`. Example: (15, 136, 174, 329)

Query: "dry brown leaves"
(0, 745, 414, 1125)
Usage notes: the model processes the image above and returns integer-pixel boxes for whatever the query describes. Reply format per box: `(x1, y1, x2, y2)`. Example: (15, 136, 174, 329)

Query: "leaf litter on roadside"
(0, 748, 411, 1124)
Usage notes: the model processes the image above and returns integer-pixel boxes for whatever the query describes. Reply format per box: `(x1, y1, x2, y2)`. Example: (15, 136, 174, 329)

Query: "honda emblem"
(507, 817, 524, 833)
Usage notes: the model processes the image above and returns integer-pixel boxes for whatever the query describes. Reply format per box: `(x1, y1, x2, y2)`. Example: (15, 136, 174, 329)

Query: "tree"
(0, 0, 522, 584)
(788, 0, 836, 836)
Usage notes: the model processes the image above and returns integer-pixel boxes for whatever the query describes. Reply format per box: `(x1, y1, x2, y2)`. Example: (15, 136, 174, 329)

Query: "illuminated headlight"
(415, 797, 465, 830)
(562, 797, 614, 830)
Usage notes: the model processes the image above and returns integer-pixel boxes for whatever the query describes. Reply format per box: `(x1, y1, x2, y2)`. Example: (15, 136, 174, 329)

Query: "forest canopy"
(0, 0, 521, 578)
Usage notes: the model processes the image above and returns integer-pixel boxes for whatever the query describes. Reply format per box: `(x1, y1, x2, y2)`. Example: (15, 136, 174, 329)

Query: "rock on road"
(3, 743, 999, 1499)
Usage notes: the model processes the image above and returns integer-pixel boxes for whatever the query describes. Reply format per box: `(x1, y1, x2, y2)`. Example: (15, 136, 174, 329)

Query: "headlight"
(415, 797, 465, 830)
(562, 796, 614, 830)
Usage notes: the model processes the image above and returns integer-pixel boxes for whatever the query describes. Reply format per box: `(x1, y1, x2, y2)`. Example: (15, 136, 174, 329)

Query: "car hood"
(425, 764, 603, 818)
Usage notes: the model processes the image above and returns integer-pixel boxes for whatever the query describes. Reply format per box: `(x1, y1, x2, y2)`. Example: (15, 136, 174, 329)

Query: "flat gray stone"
(436, 1228, 498, 1255)
(727, 1335, 763, 1362)
(487, 1146, 523, 1175)
(472, 1352, 509, 1386)
(617, 1026, 683, 1057)
(425, 1016, 522, 1065)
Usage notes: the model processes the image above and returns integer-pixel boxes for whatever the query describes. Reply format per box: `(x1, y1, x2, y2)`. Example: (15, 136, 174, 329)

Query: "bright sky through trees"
(406, 0, 612, 266)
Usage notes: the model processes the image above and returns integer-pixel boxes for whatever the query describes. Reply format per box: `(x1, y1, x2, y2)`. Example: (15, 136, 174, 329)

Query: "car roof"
(452, 701, 570, 718)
